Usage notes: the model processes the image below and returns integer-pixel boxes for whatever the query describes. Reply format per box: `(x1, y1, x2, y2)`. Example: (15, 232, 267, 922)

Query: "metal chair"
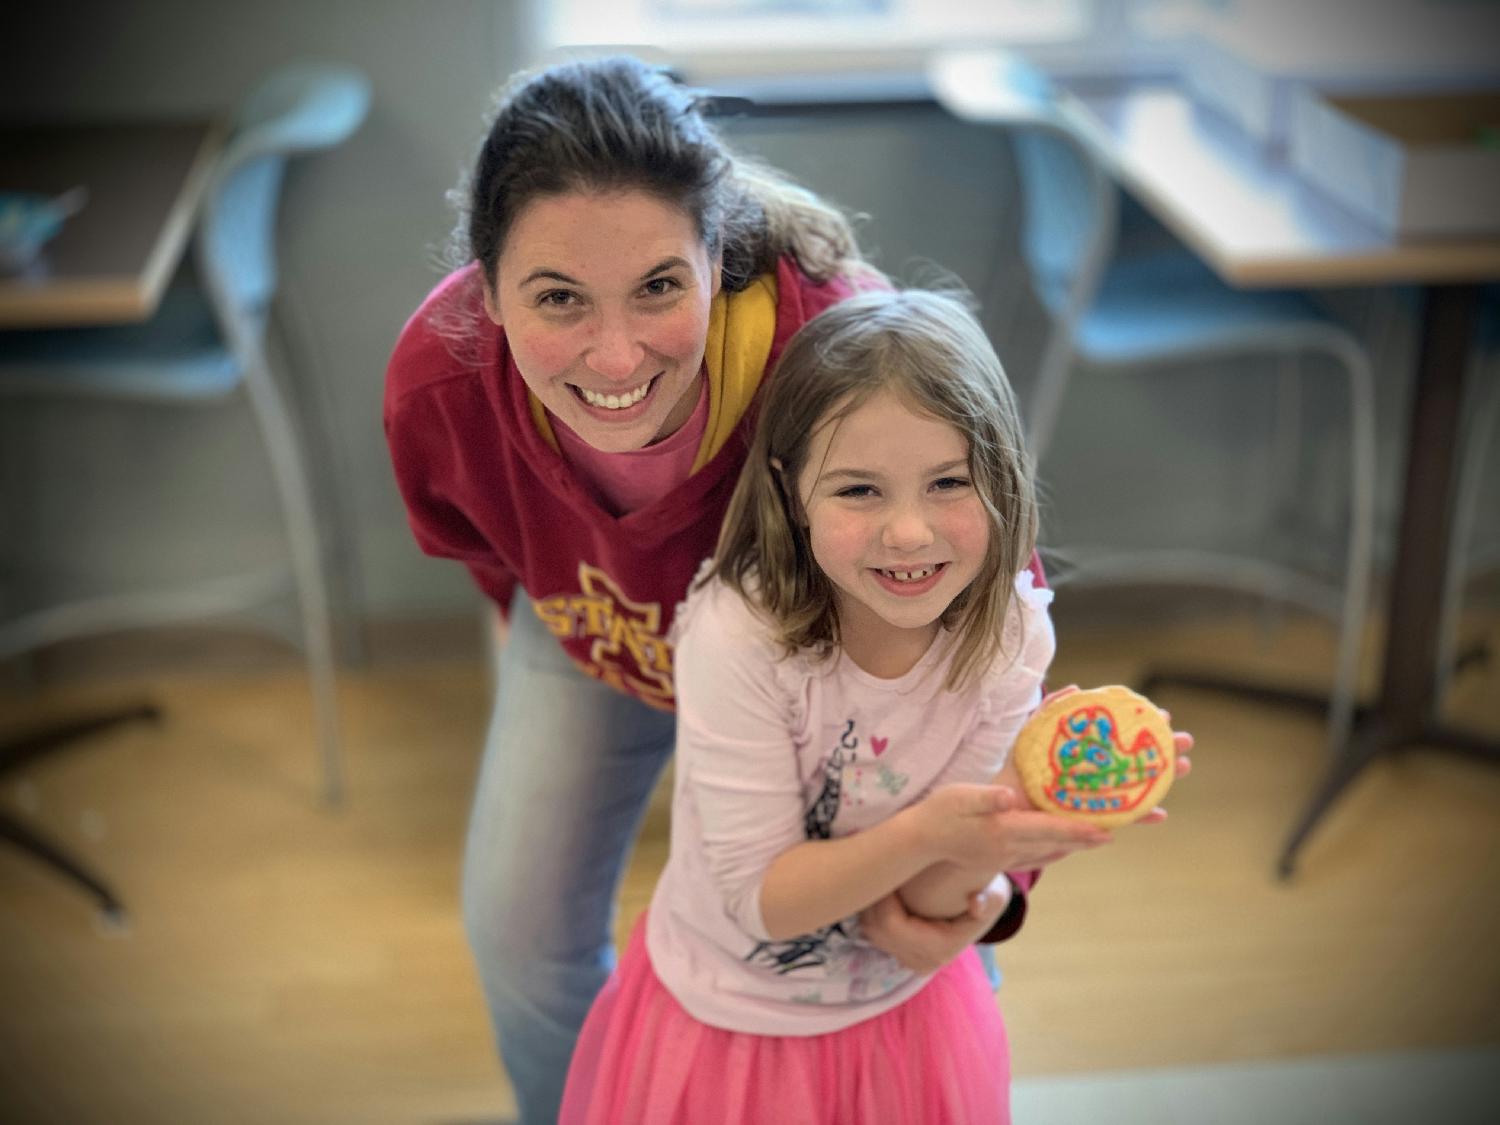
(0, 61, 369, 914)
(932, 49, 1377, 761)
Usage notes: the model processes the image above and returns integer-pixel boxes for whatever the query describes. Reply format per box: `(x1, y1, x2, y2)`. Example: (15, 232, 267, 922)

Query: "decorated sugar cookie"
(1013, 685, 1174, 827)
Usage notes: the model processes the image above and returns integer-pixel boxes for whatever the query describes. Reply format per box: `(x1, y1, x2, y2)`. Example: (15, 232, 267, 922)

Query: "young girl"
(559, 289, 1156, 1124)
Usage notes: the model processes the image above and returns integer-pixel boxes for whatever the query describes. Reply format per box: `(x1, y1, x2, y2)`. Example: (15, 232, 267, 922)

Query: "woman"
(384, 55, 1064, 1124)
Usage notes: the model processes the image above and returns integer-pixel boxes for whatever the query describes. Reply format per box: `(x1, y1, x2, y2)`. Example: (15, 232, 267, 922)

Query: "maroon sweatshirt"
(384, 258, 856, 711)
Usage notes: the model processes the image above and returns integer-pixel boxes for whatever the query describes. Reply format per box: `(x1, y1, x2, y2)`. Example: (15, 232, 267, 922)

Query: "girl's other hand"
(1137, 710, 1194, 825)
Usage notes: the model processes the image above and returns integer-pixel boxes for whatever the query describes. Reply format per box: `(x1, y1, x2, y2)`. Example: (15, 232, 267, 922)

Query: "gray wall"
(4, 3, 1491, 652)
(3, 0, 532, 631)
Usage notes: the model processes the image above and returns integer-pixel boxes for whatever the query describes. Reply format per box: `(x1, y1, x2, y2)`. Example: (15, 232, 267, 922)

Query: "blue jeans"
(462, 600, 675, 1125)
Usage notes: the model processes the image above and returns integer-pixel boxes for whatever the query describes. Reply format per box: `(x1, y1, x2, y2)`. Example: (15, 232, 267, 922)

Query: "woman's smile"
(571, 373, 659, 413)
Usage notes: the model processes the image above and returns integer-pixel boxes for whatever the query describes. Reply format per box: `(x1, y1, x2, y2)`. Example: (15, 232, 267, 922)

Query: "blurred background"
(1, 1, 1497, 1121)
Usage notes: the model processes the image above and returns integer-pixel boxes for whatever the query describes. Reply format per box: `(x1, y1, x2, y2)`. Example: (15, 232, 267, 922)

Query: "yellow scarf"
(527, 272, 780, 470)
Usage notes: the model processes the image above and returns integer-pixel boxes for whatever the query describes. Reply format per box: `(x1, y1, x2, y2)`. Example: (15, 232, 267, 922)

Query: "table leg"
(0, 701, 158, 919)
(1379, 284, 1479, 725)
(1143, 283, 1500, 876)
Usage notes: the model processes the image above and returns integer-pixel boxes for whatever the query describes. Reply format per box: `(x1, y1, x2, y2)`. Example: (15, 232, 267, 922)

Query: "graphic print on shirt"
(745, 719, 860, 975)
(742, 717, 910, 994)
(531, 563, 674, 708)
(875, 760, 910, 797)
(805, 718, 858, 839)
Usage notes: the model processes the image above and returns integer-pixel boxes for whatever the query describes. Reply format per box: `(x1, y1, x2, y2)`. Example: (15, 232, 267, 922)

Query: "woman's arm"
(859, 886, 1009, 976)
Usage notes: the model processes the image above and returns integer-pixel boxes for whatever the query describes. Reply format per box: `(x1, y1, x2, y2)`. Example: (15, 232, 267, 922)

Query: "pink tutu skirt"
(560, 917, 1010, 1125)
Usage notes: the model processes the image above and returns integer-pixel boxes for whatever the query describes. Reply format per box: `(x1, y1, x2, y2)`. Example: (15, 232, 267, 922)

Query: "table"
(0, 120, 223, 327)
(0, 119, 223, 920)
(942, 61, 1500, 876)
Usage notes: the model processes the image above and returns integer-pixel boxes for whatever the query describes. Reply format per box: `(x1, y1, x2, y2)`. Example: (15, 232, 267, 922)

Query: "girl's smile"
(870, 561, 950, 597)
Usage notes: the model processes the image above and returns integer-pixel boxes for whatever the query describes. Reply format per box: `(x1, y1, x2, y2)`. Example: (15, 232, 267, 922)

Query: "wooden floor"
(2, 609, 1498, 1124)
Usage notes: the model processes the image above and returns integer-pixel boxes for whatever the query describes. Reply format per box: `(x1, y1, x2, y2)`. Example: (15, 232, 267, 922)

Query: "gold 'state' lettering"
(532, 564, 675, 710)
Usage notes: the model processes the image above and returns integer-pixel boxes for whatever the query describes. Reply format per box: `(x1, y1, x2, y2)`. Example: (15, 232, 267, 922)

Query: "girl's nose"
(585, 314, 646, 382)
(882, 503, 936, 551)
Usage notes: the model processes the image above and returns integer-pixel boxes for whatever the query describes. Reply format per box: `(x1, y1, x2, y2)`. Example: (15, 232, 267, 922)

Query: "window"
(537, 0, 1210, 79)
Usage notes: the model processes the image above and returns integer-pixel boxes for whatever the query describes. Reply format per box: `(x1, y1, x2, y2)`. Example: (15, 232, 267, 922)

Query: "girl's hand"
(908, 783, 1111, 870)
(858, 888, 1005, 975)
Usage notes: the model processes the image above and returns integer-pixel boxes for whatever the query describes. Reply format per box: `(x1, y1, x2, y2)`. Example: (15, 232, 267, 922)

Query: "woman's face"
(486, 189, 722, 453)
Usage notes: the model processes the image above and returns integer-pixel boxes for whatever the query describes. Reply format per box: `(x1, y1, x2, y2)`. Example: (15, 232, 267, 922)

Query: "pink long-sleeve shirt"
(645, 567, 1056, 1035)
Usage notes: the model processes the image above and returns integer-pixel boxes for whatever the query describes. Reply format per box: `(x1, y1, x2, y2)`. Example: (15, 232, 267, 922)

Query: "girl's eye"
(932, 476, 972, 492)
(642, 276, 682, 297)
(835, 484, 877, 499)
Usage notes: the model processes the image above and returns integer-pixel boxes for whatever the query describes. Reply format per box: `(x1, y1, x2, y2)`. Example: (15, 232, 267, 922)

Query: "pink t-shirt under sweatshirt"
(554, 378, 710, 516)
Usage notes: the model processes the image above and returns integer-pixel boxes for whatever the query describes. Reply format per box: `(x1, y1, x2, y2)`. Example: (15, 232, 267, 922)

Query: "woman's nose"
(584, 314, 645, 382)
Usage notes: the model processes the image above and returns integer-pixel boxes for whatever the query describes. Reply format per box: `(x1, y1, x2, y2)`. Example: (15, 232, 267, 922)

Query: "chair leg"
(1256, 352, 1302, 642)
(241, 350, 344, 806)
(1323, 340, 1378, 760)
(268, 306, 369, 667)
(1436, 357, 1500, 705)
(1026, 321, 1077, 464)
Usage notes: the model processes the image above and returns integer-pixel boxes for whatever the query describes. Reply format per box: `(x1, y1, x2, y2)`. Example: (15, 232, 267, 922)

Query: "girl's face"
(486, 189, 722, 453)
(796, 388, 991, 669)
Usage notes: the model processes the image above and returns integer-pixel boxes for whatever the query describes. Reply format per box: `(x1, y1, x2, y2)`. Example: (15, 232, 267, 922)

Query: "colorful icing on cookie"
(1013, 686, 1175, 827)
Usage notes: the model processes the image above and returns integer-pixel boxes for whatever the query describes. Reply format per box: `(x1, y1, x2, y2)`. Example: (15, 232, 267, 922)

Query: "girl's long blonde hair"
(707, 289, 1038, 692)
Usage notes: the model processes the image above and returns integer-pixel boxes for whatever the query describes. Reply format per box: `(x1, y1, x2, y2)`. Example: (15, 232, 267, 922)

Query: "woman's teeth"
(882, 566, 938, 582)
(579, 381, 650, 410)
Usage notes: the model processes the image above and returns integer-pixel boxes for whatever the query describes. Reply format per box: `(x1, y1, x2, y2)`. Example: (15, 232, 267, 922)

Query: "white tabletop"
(1053, 77, 1500, 289)
(930, 46, 1500, 291)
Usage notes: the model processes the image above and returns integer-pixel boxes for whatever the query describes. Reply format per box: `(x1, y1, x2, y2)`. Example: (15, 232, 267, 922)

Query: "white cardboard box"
(1182, 4, 1500, 151)
(1289, 89, 1500, 237)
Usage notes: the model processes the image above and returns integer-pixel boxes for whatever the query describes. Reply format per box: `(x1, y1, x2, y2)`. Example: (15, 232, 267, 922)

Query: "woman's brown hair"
(450, 55, 878, 295)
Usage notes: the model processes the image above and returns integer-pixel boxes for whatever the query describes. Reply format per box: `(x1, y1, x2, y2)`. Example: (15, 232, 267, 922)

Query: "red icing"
(1043, 704, 1166, 817)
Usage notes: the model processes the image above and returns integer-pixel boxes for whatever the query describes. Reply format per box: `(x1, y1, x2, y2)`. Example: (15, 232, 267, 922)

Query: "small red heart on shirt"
(871, 736, 889, 757)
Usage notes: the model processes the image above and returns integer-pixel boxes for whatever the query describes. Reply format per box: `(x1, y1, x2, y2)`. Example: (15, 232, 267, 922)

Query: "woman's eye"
(642, 276, 682, 297)
(537, 290, 579, 308)
(932, 476, 972, 492)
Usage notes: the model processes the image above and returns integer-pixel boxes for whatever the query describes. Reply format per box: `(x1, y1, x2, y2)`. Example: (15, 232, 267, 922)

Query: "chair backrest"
(930, 49, 1118, 458)
(195, 62, 371, 329)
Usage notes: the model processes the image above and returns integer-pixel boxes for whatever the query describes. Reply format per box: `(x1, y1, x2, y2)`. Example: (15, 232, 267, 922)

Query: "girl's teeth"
(885, 566, 936, 582)
(580, 382, 649, 409)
